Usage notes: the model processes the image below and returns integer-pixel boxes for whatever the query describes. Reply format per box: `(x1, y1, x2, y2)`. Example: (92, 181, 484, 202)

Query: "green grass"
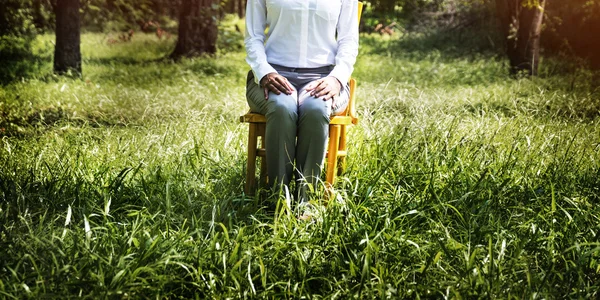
(1, 27, 599, 298)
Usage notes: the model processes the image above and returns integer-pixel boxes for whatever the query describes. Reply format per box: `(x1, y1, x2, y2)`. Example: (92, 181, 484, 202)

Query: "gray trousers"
(246, 65, 349, 190)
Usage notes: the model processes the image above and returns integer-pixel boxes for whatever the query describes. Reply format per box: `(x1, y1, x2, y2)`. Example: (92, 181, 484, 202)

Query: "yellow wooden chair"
(240, 2, 363, 195)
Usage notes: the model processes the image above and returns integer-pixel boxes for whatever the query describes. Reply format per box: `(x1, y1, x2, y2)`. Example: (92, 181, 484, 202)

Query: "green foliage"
(0, 0, 36, 36)
(81, 0, 180, 32)
(0, 35, 52, 84)
(360, 0, 496, 37)
(1, 30, 599, 298)
(543, 0, 600, 68)
(23, 0, 181, 33)
(359, 0, 600, 70)
(217, 14, 244, 53)
(0, 0, 42, 84)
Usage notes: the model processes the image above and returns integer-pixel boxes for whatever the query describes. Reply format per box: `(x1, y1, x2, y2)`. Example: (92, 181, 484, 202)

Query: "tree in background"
(543, 0, 600, 68)
(495, 0, 546, 76)
(54, 0, 82, 75)
(222, 0, 246, 19)
(83, 0, 179, 32)
(171, 0, 219, 58)
(2, 0, 599, 83)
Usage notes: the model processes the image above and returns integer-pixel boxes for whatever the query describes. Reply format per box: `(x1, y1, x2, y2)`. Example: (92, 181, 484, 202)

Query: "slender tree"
(221, 0, 246, 19)
(496, 0, 546, 76)
(54, 0, 82, 75)
(224, 0, 236, 15)
(237, 0, 246, 18)
(171, 0, 219, 58)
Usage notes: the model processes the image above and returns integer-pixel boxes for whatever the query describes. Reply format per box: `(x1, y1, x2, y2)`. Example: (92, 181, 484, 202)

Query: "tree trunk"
(496, 0, 546, 76)
(54, 0, 81, 75)
(514, 0, 545, 75)
(225, 0, 235, 14)
(221, 0, 245, 18)
(170, 0, 219, 58)
(237, 0, 246, 19)
(106, 0, 116, 12)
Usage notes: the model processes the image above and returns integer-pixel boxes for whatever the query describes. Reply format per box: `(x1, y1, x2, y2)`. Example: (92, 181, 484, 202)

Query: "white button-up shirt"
(245, 0, 359, 85)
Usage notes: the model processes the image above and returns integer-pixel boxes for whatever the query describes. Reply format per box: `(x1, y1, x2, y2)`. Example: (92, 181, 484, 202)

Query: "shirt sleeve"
(244, 0, 277, 84)
(328, 0, 359, 85)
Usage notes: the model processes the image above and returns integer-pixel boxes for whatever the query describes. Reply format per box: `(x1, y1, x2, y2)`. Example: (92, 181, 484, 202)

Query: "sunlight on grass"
(1, 29, 599, 298)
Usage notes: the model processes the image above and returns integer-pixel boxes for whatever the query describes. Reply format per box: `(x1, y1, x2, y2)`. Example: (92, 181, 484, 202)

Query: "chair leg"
(258, 125, 268, 187)
(326, 124, 341, 188)
(245, 123, 258, 195)
(337, 125, 347, 176)
(259, 158, 268, 187)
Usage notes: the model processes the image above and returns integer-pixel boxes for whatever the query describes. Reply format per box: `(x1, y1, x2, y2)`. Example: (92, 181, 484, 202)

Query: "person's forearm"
(329, 0, 359, 84)
(244, 0, 276, 84)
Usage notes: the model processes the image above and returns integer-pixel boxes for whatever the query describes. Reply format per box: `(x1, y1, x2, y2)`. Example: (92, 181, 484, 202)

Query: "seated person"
(245, 0, 359, 199)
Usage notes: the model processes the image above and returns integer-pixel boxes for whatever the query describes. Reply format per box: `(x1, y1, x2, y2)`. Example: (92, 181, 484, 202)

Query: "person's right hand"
(260, 72, 293, 100)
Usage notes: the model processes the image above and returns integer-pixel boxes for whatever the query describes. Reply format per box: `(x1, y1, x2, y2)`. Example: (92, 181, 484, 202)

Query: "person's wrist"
(260, 72, 278, 87)
(260, 75, 268, 87)
(328, 76, 342, 91)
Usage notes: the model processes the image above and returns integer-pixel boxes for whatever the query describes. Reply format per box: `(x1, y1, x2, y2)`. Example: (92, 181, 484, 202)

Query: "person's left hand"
(305, 76, 342, 101)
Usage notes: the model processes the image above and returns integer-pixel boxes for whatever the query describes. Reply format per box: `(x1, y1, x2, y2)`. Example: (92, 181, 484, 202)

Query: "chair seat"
(239, 113, 266, 123)
(240, 112, 358, 125)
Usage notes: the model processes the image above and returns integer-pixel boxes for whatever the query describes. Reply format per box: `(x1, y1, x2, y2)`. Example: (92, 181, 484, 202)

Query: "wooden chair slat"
(240, 113, 267, 123)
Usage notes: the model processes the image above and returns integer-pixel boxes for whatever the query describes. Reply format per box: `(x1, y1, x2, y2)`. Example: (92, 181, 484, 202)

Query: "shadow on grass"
(0, 106, 136, 138)
(361, 26, 502, 61)
(83, 56, 163, 66)
(86, 55, 242, 86)
(0, 154, 260, 230)
(0, 53, 52, 86)
(353, 27, 511, 88)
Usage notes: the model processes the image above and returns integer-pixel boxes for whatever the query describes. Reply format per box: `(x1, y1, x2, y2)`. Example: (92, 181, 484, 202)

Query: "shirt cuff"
(328, 66, 351, 86)
(254, 64, 278, 85)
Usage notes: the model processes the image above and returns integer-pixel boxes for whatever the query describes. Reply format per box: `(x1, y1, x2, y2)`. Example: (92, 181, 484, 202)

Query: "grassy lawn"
(1, 27, 599, 298)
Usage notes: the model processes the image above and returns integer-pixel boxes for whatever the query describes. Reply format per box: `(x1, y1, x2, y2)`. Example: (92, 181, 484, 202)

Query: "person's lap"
(245, 69, 349, 191)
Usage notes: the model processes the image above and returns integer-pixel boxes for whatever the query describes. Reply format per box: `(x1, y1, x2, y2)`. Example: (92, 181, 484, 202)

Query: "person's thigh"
(296, 80, 350, 117)
(297, 88, 331, 120)
(246, 73, 298, 116)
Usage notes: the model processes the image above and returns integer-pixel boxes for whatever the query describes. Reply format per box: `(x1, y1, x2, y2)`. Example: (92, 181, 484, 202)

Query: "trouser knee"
(299, 99, 329, 131)
(266, 95, 298, 123)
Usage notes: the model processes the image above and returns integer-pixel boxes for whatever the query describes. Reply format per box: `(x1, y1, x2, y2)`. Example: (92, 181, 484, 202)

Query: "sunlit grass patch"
(1, 30, 599, 298)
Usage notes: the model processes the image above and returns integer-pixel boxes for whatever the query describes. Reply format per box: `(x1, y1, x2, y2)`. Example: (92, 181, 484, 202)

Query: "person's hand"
(260, 72, 293, 100)
(305, 76, 342, 101)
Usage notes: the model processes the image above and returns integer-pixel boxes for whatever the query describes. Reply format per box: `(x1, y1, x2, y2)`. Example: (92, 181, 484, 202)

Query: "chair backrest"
(339, 1, 362, 118)
(357, 1, 363, 24)
(347, 78, 357, 119)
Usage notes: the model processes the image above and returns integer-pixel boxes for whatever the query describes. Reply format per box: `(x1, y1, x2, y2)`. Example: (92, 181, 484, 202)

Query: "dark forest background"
(1, 0, 600, 83)
(2, 2, 599, 298)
